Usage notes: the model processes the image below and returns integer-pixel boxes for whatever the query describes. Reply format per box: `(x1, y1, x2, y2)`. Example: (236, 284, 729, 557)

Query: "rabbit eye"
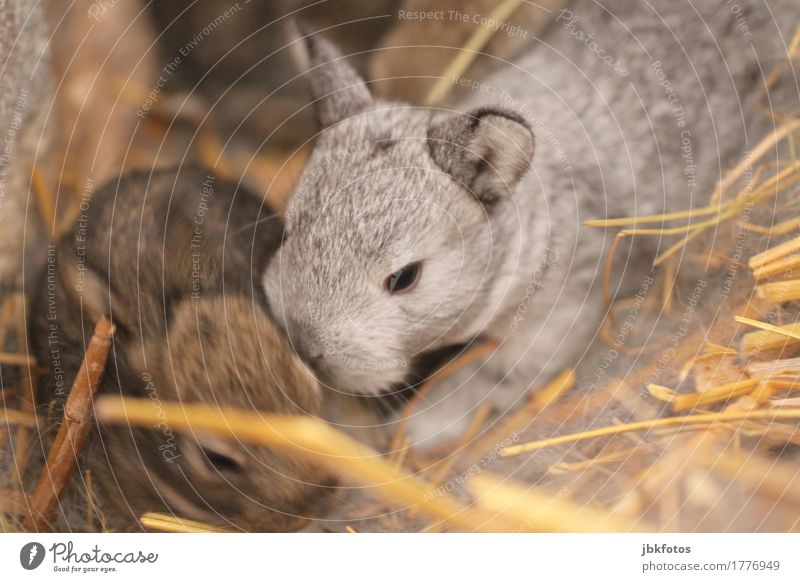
(201, 447, 245, 475)
(182, 435, 248, 479)
(384, 262, 421, 294)
(185, 435, 248, 477)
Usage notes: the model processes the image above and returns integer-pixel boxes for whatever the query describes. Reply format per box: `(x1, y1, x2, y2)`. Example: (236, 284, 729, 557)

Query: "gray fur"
(264, 1, 800, 442)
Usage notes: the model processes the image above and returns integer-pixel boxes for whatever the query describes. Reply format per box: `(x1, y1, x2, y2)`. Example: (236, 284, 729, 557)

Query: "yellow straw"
(500, 408, 800, 457)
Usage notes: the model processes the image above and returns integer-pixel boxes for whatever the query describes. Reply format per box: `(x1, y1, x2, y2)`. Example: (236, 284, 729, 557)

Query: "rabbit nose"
(285, 318, 324, 363)
(296, 339, 324, 366)
(306, 352, 324, 365)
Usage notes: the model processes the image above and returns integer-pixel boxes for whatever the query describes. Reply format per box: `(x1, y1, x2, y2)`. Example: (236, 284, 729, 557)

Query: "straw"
(499, 409, 800, 457)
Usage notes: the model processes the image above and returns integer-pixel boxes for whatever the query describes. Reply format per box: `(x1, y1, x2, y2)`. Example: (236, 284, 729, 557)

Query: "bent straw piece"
(22, 317, 115, 533)
(468, 474, 648, 532)
(499, 409, 800, 457)
(424, 0, 529, 105)
(389, 339, 499, 453)
(600, 296, 646, 351)
(0, 410, 38, 427)
(139, 512, 231, 533)
(95, 396, 515, 532)
(653, 225, 705, 266)
(737, 316, 800, 354)
(756, 280, 800, 303)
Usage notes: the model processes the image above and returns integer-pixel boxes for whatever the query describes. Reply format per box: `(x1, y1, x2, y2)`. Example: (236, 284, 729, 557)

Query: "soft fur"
(30, 167, 337, 531)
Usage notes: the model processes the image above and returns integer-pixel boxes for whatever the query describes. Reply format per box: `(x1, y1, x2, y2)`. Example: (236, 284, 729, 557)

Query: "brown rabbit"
(28, 166, 337, 532)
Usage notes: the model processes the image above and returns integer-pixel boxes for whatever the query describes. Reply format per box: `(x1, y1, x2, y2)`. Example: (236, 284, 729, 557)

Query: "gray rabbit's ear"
(428, 107, 534, 204)
(290, 20, 372, 128)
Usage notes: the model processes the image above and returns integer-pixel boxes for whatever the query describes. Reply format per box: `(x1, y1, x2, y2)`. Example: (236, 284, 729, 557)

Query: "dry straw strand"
(499, 409, 800, 457)
(424, 0, 528, 105)
(140, 512, 232, 533)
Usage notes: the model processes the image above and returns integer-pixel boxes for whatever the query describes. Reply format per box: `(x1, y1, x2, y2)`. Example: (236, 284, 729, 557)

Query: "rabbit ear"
(428, 107, 534, 204)
(290, 19, 373, 128)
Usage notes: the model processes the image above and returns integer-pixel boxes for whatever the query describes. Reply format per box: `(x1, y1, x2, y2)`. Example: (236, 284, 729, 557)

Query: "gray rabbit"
(263, 2, 799, 444)
(29, 167, 337, 531)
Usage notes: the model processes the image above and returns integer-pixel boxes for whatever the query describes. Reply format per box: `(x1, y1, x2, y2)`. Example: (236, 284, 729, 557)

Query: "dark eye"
(182, 435, 249, 479)
(201, 447, 245, 476)
(384, 262, 422, 294)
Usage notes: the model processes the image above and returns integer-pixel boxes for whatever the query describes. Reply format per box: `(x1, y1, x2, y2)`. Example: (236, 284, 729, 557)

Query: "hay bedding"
(2, 3, 800, 533)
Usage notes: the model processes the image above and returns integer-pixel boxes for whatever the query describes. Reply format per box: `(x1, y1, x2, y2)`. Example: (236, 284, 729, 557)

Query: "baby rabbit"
(263, 3, 799, 444)
(29, 166, 337, 531)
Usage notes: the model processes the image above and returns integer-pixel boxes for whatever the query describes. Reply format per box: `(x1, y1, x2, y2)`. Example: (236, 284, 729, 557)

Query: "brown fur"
(28, 166, 337, 532)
